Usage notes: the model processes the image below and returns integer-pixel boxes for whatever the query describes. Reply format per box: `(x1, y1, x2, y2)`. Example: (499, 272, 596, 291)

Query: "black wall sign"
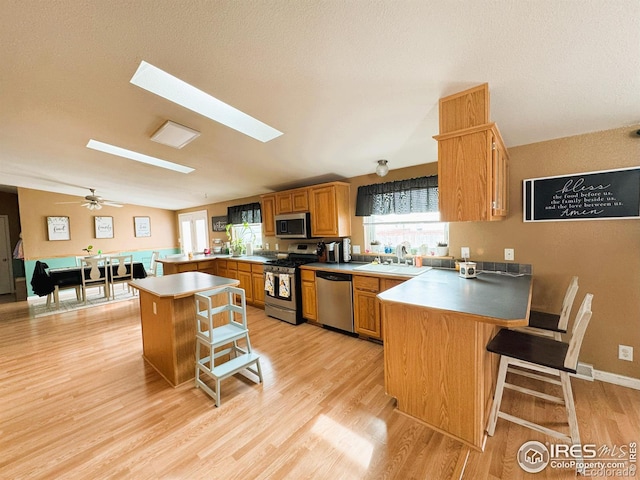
(524, 167, 640, 222)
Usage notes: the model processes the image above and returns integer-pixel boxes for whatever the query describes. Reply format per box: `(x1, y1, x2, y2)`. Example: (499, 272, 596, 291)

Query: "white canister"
(245, 242, 253, 256)
(459, 262, 477, 278)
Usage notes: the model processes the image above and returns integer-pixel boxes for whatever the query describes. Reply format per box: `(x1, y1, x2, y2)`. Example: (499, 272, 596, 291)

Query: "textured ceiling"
(1, 1, 639, 210)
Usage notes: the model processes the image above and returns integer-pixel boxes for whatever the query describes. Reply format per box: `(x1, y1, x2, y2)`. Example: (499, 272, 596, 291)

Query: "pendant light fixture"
(376, 159, 389, 177)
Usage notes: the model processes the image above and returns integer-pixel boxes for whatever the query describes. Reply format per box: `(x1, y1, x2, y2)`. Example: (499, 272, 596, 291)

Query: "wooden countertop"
(378, 268, 532, 326)
(129, 272, 239, 299)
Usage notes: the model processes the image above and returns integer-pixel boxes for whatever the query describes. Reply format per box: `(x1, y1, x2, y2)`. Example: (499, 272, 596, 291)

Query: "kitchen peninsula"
(378, 269, 532, 450)
(130, 272, 239, 386)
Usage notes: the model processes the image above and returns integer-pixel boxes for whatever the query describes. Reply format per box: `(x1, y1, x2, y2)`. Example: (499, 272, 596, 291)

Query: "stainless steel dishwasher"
(316, 271, 354, 333)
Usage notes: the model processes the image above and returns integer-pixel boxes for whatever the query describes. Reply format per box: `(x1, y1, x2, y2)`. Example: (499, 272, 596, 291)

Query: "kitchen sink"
(353, 263, 432, 276)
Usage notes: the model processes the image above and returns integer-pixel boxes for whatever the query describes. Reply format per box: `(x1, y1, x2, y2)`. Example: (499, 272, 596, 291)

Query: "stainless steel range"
(263, 243, 318, 325)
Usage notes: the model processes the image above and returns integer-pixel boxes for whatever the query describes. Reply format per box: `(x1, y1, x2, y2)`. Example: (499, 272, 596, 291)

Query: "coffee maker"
(326, 242, 341, 263)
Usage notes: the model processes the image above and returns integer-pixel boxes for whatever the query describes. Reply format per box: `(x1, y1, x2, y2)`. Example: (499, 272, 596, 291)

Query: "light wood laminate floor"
(1, 298, 638, 479)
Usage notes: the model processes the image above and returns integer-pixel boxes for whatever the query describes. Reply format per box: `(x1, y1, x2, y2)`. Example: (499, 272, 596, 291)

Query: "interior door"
(0, 216, 14, 294)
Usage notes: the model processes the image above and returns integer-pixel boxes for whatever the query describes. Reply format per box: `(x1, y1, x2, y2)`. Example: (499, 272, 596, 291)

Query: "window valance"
(227, 202, 262, 224)
(355, 175, 438, 216)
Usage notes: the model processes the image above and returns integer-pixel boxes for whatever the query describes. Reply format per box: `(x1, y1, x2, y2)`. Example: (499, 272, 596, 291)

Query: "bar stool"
(521, 276, 579, 340)
(486, 293, 593, 447)
(194, 286, 263, 407)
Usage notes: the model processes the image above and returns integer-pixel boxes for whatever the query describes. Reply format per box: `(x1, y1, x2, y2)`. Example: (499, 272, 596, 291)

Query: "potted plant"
(436, 242, 449, 257)
(226, 222, 255, 256)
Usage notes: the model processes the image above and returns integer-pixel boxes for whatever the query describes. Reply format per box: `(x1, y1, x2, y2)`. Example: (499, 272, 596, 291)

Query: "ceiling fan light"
(376, 159, 389, 177)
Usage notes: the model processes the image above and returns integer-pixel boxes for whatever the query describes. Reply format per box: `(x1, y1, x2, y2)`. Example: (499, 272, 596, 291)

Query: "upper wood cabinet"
(434, 84, 509, 222)
(309, 182, 351, 237)
(261, 194, 276, 237)
(439, 83, 490, 134)
(262, 181, 351, 238)
(275, 188, 309, 215)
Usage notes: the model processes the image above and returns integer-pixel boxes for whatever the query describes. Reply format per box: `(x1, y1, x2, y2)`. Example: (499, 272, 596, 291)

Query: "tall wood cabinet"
(261, 194, 276, 237)
(309, 182, 351, 237)
(434, 84, 509, 222)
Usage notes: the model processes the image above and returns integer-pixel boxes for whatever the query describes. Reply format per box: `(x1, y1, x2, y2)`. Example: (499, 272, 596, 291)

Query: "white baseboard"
(593, 369, 640, 390)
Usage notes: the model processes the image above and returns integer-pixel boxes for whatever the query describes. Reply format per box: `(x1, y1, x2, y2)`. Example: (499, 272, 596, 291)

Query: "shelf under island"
(129, 272, 240, 387)
(377, 269, 532, 451)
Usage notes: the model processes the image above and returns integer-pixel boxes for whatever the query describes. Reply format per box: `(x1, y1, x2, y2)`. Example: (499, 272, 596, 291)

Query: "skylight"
(130, 61, 283, 143)
(86, 139, 194, 174)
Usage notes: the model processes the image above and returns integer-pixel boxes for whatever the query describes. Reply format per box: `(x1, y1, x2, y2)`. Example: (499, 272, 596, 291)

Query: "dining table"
(47, 262, 147, 308)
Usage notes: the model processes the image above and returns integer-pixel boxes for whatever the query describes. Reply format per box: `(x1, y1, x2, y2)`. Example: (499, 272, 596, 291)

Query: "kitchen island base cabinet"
(383, 303, 499, 451)
(131, 272, 239, 387)
(138, 291, 196, 387)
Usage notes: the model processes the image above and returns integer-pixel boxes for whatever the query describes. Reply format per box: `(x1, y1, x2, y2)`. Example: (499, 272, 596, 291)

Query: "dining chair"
(81, 257, 109, 303)
(486, 293, 593, 453)
(147, 251, 160, 277)
(108, 255, 134, 299)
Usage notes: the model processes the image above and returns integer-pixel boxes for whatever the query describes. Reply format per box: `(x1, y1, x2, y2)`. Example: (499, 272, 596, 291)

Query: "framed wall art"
(47, 216, 70, 241)
(211, 215, 228, 232)
(134, 216, 151, 237)
(95, 216, 114, 239)
(524, 167, 640, 222)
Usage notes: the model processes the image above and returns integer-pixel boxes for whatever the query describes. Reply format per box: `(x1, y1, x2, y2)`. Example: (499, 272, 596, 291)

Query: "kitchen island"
(130, 272, 239, 387)
(378, 269, 532, 451)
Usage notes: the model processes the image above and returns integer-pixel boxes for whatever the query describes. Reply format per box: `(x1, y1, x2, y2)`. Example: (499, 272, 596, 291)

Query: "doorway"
(0, 215, 14, 294)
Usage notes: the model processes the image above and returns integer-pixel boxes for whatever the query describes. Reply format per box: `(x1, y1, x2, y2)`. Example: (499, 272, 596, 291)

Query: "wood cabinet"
(301, 269, 317, 321)
(159, 258, 217, 275)
(275, 188, 309, 215)
(353, 276, 381, 339)
(434, 84, 509, 222)
(251, 264, 265, 307)
(261, 194, 276, 237)
(236, 262, 253, 303)
(216, 259, 264, 308)
(216, 259, 228, 279)
(308, 182, 351, 237)
(353, 275, 405, 340)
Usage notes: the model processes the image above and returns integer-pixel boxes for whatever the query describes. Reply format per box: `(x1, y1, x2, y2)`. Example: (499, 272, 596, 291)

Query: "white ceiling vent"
(151, 120, 200, 149)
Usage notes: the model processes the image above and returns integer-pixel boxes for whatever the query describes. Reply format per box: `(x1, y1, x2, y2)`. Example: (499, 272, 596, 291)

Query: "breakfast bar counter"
(130, 272, 239, 386)
(378, 269, 532, 451)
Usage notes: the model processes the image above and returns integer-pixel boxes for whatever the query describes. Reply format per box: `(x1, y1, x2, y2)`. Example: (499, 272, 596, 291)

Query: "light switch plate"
(461, 247, 470, 259)
(353, 245, 361, 254)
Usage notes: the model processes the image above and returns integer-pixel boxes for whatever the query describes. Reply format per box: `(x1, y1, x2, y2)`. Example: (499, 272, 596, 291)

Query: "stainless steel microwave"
(275, 212, 311, 239)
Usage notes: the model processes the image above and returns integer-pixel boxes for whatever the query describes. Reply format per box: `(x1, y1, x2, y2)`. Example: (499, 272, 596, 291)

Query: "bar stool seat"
(486, 293, 593, 449)
(522, 276, 579, 339)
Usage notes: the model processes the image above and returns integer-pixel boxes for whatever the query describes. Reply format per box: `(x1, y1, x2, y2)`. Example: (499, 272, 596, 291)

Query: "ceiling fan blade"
(102, 202, 124, 207)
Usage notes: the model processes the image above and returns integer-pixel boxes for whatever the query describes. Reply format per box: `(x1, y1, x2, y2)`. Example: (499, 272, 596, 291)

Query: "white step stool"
(194, 285, 263, 406)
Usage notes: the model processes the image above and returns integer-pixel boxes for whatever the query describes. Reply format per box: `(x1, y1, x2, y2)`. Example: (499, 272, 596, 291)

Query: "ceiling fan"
(56, 188, 124, 210)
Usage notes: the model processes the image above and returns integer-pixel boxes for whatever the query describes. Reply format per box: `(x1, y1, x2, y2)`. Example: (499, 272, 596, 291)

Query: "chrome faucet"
(397, 245, 407, 264)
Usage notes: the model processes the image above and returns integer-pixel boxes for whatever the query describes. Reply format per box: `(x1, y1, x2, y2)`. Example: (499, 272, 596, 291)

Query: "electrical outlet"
(619, 345, 634, 362)
(504, 248, 515, 261)
(461, 247, 470, 259)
